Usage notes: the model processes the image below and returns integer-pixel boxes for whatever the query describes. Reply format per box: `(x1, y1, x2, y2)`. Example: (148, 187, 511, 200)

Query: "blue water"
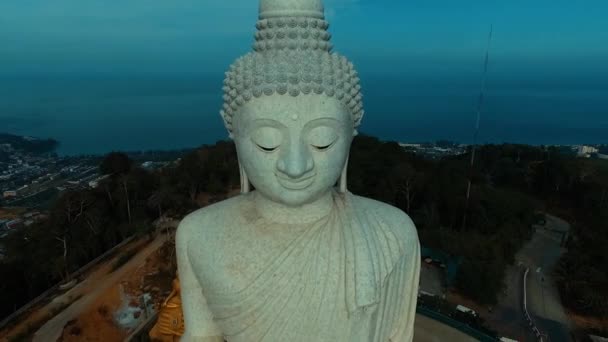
(1, 73, 606, 155)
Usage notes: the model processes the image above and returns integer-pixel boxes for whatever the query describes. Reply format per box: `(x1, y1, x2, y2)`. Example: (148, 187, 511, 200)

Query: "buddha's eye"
(309, 126, 338, 152)
(251, 126, 282, 153)
(257, 144, 278, 152)
(312, 143, 333, 151)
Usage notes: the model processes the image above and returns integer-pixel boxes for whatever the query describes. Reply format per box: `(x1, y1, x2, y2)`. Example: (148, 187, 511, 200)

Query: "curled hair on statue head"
(219, 7, 364, 138)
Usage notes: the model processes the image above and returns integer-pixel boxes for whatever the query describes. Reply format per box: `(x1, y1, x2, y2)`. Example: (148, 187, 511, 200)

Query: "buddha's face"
(233, 94, 353, 207)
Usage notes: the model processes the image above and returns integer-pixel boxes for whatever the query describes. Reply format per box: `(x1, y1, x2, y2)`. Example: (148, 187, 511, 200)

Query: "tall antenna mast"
(462, 25, 493, 231)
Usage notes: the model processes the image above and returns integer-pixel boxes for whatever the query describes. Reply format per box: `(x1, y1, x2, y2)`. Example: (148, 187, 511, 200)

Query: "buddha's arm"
(389, 240, 420, 341)
(372, 209, 421, 342)
(388, 217, 421, 342)
(176, 220, 224, 342)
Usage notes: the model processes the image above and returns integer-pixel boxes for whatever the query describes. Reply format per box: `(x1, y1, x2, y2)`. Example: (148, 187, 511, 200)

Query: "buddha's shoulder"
(176, 195, 247, 243)
(349, 193, 418, 243)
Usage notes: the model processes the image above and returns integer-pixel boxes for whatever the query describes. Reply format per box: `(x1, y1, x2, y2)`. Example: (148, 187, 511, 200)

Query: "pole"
(462, 25, 493, 231)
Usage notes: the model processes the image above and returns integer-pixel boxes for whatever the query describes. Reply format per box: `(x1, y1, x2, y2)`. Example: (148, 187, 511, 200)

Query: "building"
(577, 145, 599, 157)
(3, 190, 17, 198)
(89, 174, 110, 188)
(399, 143, 422, 148)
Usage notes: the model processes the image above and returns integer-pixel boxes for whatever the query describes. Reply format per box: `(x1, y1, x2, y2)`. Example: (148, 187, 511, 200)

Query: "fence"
(522, 268, 545, 341)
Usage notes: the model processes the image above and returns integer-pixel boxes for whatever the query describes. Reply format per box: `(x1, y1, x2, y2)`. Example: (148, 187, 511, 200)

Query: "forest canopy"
(1, 136, 606, 320)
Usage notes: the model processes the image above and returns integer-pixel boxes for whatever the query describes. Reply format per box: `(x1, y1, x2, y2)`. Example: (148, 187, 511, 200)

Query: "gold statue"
(149, 278, 185, 342)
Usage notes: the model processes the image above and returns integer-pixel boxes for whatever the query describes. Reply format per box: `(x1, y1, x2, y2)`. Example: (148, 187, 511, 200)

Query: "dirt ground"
(0, 207, 26, 219)
(568, 312, 608, 336)
(0, 232, 176, 342)
(57, 236, 177, 342)
(58, 287, 125, 342)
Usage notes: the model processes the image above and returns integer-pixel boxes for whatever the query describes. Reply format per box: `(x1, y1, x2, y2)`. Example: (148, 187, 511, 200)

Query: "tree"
(120, 174, 132, 223)
(147, 179, 177, 219)
(47, 190, 99, 281)
(100, 152, 132, 175)
(389, 162, 421, 214)
(177, 151, 205, 202)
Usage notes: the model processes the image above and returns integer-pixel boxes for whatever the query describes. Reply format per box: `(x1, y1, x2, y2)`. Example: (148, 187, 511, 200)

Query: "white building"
(399, 143, 422, 148)
(88, 174, 110, 188)
(577, 145, 599, 157)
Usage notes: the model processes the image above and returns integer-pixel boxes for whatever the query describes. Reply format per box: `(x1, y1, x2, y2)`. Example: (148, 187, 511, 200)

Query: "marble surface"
(176, 0, 421, 341)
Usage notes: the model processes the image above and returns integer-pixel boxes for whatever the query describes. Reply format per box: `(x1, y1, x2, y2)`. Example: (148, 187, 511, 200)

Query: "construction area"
(0, 227, 178, 342)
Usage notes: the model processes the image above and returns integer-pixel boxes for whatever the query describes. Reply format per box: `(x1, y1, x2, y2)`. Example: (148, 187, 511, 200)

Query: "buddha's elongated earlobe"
(339, 157, 348, 193)
(239, 162, 250, 194)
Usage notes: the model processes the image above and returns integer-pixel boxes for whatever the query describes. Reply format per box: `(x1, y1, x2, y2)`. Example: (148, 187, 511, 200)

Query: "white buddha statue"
(176, 0, 421, 341)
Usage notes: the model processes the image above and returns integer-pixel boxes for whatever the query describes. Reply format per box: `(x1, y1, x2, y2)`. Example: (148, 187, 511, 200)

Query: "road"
(485, 263, 536, 341)
(413, 314, 477, 342)
(523, 215, 571, 342)
(419, 262, 444, 296)
(483, 214, 572, 342)
(32, 234, 167, 342)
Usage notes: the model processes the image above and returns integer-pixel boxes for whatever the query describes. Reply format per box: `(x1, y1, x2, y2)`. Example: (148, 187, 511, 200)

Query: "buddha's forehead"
(235, 94, 349, 127)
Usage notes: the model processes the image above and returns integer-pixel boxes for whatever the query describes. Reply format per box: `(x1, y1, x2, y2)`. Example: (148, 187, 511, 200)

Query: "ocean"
(1, 73, 607, 155)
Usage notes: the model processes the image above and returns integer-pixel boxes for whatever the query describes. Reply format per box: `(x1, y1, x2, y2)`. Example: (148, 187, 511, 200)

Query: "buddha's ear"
(339, 156, 349, 193)
(353, 129, 358, 137)
(239, 161, 250, 194)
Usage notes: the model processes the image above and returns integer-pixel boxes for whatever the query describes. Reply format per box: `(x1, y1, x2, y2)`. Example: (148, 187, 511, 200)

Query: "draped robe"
(178, 190, 420, 342)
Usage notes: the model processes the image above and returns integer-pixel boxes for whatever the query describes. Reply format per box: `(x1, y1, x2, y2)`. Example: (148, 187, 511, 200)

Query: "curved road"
(483, 214, 572, 342)
(523, 215, 571, 342)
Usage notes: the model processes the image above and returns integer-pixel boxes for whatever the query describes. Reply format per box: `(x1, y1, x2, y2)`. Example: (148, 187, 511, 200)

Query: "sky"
(0, 1, 607, 153)
(1, 0, 608, 77)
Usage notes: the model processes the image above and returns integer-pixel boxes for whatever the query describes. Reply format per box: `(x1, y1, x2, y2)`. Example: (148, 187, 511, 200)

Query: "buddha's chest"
(188, 225, 379, 341)
(188, 220, 316, 296)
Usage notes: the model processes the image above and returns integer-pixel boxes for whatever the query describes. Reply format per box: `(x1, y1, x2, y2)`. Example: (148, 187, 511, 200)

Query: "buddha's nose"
(277, 143, 314, 179)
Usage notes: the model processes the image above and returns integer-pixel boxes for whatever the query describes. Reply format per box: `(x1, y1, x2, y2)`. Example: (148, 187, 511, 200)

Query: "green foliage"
(455, 257, 506, 305)
(100, 151, 132, 175)
(172, 141, 239, 199)
(555, 214, 608, 316)
(349, 136, 538, 305)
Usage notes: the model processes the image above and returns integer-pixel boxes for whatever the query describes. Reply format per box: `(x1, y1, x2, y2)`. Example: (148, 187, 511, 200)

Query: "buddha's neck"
(253, 190, 334, 225)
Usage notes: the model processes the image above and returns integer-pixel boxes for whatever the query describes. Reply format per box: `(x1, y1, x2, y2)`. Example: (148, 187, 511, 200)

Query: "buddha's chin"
(265, 187, 328, 207)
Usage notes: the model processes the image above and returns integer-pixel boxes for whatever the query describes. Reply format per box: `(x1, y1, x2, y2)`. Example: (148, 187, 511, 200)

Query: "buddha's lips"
(276, 173, 316, 190)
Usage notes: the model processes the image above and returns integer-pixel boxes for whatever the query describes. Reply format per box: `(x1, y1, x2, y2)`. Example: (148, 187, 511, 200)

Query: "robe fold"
(190, 191, 420, 342)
